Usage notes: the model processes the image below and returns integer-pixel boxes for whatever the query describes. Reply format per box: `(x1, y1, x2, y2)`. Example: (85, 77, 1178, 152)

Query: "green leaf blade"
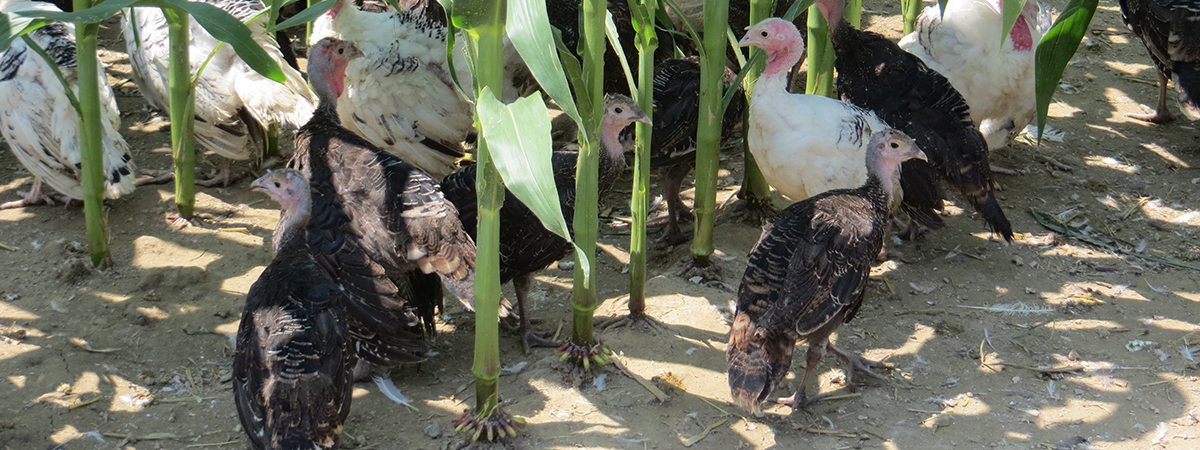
(13, 0, 138, 24)
(1001, 0, 1027, 46)
(476, 89, 588, 276)
(0, 11, 48, 52)
(1034, 0, 1098, 141)
(507, 0, 586, 138)
(159, 0, 286, 83)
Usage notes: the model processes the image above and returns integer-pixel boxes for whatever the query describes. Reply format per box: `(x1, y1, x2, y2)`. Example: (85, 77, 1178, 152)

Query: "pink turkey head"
(739, 18, 805, 76)
(309, 37, 364, 100)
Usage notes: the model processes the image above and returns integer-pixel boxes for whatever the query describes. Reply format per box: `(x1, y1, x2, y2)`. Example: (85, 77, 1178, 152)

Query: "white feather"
(371, 375, 418, 412)
(899, 0, 1047, 150)
(0, 2, 136, 200)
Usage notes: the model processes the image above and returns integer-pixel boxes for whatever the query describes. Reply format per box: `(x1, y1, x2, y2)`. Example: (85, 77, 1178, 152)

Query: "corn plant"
(806, 2, 834, 97)
(625, 0, 656, 316)
(4, 0, 280, 263)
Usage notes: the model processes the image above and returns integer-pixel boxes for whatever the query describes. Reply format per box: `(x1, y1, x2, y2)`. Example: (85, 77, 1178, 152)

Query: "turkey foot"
(827, 343, 893, 388)
(597, 312, 672, 334)
(989, 164, 1020, 176)
(1128, 71, 1173, 124)
(775, 390, 835, 409)
(136, 169, 175, 186)
(1, 180, 70, 209)
(453, 404, 526, 441)
(523, 330, 559, 354)
(730, 194, 777, 226)
(196, 159, 241, 187)
(556, 340, 611, 371)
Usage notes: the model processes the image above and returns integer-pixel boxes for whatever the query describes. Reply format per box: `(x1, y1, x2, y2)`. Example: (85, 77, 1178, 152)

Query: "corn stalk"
(625, 0, 656, 317)
(805, 3, 834, 97)
(688, 0, 730, 273)
(901, 0, 921, 34)
(161, 6, 196, 217)
(735, 0, 776, 223)
(74, 0, 111, 267)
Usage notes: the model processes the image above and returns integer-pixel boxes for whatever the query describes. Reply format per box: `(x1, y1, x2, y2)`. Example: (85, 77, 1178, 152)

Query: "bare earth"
(3, 1, 1200, 449)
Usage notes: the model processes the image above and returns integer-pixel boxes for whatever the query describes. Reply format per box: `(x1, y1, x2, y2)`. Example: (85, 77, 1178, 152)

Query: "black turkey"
(1120, 0, 1200, 122)
(727, 129, 923, 414)
(440, 94, 650, 353)
(815, 0, 1014, 242)
(234, 169, 353, 450)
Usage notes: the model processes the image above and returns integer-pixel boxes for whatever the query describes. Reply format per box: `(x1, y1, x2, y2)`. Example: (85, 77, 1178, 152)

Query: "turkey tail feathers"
(1174, 62, 1200, 120)
(726, 313, 794, 414)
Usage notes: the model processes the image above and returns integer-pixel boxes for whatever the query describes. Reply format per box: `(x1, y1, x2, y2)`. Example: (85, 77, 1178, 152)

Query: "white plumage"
(740, 21, 894, 203)
(899, 0, 1049, 150)
(0, 1, 135, 207)
(310, 1, 522, 179)
(122, 0, 315, 182)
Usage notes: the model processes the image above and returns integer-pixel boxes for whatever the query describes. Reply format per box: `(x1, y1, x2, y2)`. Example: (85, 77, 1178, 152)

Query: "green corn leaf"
(13, 0, 138, 24)
(0, 11, 48, 53)
(476, 88, 587, 276)
(604, 10, 636, 98)
(507, 0, 586, 139)
(1001, 0, 1027, 45)
(271, 0, 336, 31)
(157, 0, 286, 82)
(1034, 0, 1097, 141)
(938, 0, 948, 18)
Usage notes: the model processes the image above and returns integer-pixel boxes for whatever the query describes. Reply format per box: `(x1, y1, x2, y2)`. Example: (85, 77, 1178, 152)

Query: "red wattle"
(1011, 18, 1032, 51)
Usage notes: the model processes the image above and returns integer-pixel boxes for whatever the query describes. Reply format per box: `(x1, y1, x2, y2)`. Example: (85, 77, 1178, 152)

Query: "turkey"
(645, 57, 744, 245)
(0, 1, 136, 209)
(122, 0, 316, 186)
(727, 129, 923, 413)
(440, 94, 649, 353)
(899, 0, 1049, 151)
(738, 19, 945, 233)
(1119, 0, 1200, 123)
(234, 169, 353, 450)
(309, 0, 523, 179)
(290, 37, 498, 368)
(815, 0, 1014, 242)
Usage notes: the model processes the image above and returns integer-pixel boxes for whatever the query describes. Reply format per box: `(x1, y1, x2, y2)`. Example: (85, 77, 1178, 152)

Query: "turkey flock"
(0, 0, 1192, 446)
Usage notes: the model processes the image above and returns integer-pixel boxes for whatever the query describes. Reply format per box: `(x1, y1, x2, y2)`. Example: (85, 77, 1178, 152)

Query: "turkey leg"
(514, 274, 558, 354)
(776, 339, 829, 408)
(1128, 71, 1174, 124)
(1, 178, 70, 209)
(656, 163, 694, 246)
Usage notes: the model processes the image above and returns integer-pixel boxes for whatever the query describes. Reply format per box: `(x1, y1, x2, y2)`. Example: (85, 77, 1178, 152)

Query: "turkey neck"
(308, 57, 345, 126)
(597, 117, 630, 193)
(273, 194, 313, 256)
(863, 152, 899, 216)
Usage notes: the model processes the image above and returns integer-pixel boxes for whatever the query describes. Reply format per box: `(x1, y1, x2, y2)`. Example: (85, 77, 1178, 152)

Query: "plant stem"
(627, 0, 657, 316)
(570, 0, 606, 347)
(263, 123, 280, 161)
(805, 4, 834, 97)
(163, 7, 196, 218)
(736, 0, 775, 216)
(467, 2, 506, 420)
(75, 0, 111, 268)
(901, 0, 921, 34)
(689, 0, 729, 268)
(845, 0, 862, 29)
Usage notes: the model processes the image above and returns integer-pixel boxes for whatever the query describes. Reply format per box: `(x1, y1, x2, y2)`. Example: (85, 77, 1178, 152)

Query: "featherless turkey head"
(252, 169, 310, 210)
(739, 18, 805, 75)
(865, 129, 926, 186)
(602, 94, 651, 127)
(308, 37, 364, 100)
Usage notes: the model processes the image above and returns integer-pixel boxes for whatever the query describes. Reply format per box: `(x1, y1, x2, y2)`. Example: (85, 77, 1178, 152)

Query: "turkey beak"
(251, 174, 270, 193)
(911, 149, 928, 162)
(738, 30, 757, 48)
(633, 113, 652, 126)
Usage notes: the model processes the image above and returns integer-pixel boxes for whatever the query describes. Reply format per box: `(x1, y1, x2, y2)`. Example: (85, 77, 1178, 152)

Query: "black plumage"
(546, 0, 675, 96)
(646, 57, 744, 245)
(727, 130, 923, 414)
(1120, 0, 1200, 122)
(234, 169, 352, 450)
(816, 0, 1013, 242)
(288, 37, 489, 368)
(440, 94, 650, 352)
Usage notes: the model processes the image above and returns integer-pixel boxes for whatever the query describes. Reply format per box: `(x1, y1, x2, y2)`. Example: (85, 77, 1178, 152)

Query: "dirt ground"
(4, 0, 1200, 449)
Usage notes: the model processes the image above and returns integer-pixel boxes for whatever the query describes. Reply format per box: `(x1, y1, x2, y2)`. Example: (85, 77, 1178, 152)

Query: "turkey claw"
(522, 330, 559, 354)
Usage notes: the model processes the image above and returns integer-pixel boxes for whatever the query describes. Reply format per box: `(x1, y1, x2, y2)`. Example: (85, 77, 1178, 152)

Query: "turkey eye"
(615, 107, 623, 114)
(274, 182, 282, 188)
(760, 31, 768, 38)
(890, 142, 899, 149)
(338, 48, 345, 55)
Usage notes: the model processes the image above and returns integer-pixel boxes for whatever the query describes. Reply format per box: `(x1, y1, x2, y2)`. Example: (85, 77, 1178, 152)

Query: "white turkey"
(122, 0, 316, 186)
(0, 1, 136, 209)
(899, 0, 1050, 151)
(309, 0, 524, 180)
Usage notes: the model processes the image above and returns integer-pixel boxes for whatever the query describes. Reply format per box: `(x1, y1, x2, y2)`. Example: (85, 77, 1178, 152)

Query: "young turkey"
(234, 169, 353, 450)
(290, 37, 500, 370)
(309, 0, 524, 179)
(123, 0, 316, 186)
(899, 0, 1049, 150)
(0, 2, 136, 209)
(738, 19, 945, 233)
(815, 0, 1014, 242)
(1119, 0, 1200, 123)
(726, 129, 924, 414)
(644, 57, 744, 245)
(440, 94, 649, 353)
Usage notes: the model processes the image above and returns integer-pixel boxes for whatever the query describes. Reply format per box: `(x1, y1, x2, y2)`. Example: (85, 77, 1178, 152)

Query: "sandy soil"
(3, 0, 1200, 449)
